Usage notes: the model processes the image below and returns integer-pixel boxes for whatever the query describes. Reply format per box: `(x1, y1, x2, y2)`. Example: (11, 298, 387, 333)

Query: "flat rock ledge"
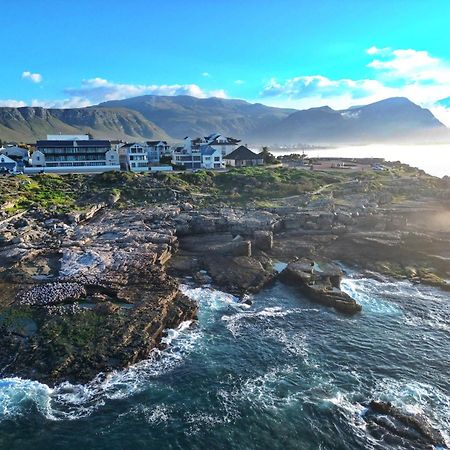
(279, 259, 362, 314)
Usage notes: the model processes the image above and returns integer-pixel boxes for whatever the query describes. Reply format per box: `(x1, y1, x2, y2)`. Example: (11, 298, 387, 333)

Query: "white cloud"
(202, 72, 211, 77)
(22, 71, 42, 83)
(260, 47, 450, 126)
(367, 48, 450, 83)
(0, 99, 27, 107)
(234, 79, 245, 85)
(64, 78, 226, 104)
(261, 75, 385, 101)
(366, 46, 391, 56)
(209, 89, 227, 98)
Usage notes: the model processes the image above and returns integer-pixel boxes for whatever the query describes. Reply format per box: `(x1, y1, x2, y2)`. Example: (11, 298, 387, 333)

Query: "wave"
(0, 320, 201, 422)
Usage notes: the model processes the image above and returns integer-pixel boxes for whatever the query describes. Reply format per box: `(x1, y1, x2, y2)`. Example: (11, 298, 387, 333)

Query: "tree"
(260, 146, 277, 164)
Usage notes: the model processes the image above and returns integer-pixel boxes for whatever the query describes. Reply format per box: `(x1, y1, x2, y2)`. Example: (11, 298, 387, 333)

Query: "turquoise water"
(0, 277, 449, 449)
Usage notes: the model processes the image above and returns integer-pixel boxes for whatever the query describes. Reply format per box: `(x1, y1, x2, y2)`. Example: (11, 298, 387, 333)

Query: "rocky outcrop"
(280, 259, 362, 314)
(0, 207, 198, 386)
(364, 400, 447, 448)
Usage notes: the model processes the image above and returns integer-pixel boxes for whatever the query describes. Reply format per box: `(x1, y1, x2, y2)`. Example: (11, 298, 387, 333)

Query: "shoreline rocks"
(280, 259, 362, 314)
(364, 400, 447, 448)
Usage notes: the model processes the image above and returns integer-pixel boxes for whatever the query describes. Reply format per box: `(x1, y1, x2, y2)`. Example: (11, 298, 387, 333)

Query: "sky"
(1, 0, 450, 124)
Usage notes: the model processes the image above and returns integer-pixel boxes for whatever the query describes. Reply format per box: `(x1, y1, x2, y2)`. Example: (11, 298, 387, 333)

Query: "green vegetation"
(0, 164, 442, 214)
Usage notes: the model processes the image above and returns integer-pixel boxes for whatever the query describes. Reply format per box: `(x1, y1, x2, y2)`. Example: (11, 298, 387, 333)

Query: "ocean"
(283, 144, 450, 178)
(0, 276, 449, 449)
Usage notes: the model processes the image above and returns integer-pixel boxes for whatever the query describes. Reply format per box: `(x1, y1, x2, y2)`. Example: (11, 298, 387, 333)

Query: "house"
(0, 154, 18, 173)
(30, 136, 120, 173)
(205, 133, 241, 156)
(118, 143, 149, 172)
(171, 144, 202, 170)
(223, 146, 264, 167)
(0, 145, 30, 162)
(146, 141, 171, 162)
(200, 145, 223, 169)
(0, 145, 30, 171)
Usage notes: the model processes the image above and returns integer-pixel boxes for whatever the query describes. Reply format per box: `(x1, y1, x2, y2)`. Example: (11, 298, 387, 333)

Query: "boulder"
(253, 230, 273, 251)
(280, 259, 361, 314)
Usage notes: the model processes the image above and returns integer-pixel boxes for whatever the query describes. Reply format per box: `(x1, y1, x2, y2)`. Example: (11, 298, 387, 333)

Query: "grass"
(0, 165, 441, 214)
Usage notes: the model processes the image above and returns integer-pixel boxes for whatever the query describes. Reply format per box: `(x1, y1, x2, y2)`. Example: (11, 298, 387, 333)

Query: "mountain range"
(0, 95, 446, 144)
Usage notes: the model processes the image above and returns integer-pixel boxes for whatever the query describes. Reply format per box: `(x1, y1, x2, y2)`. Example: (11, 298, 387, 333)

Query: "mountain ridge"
(0, 95, 446, 144)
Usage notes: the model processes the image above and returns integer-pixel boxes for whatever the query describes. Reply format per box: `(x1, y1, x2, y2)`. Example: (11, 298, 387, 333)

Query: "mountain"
(0, 96, 446, 144)
(257, 97, 446, 144)
(98, 95, 295, 139)
(0, 107, 168, 143)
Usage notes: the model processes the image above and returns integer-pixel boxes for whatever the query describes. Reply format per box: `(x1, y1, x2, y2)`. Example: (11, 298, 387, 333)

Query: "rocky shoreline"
(0, 169, 449, 386)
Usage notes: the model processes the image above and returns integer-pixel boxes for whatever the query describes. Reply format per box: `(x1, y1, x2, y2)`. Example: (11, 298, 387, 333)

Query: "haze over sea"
(292, 144, 450, 178)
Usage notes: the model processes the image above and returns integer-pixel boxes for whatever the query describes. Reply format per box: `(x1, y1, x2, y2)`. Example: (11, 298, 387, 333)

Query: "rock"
(202, 255, 274, 295)
(365, 400, 447, 448)
(280, 259, 362, 314)
(253, 230, 273, 251)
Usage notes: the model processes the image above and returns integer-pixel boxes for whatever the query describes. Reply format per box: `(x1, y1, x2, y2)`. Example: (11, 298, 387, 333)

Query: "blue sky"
(1, 0, 450, 124)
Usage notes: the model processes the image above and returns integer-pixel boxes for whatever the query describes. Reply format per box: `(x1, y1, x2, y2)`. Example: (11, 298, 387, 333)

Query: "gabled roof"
(208, 136, 241, 146)
(120, 142, 142, 148)
(0, 154, 17, 165)
(201, 145, 220, 156)
(223, 146, 261, 160)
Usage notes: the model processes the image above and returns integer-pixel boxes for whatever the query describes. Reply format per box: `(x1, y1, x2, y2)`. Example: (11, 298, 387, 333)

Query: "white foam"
(0, 320, 200, 422)
(341, 278, 402, 315)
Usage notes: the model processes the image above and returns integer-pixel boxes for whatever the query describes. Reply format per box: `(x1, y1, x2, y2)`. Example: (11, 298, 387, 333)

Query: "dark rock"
(365, 400, 447, 448)
(280, 258, 362, 314)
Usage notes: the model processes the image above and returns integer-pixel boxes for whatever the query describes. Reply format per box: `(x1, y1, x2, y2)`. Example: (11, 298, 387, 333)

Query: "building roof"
(146, 140, 168, 146)
(36, 140, 111, 148)
(201, 145, 219, 156)
(0, 154, 17, 165)
(223, 146, 262, 160)
(119, 142, 143, 148)
(208, 137, 241, 146)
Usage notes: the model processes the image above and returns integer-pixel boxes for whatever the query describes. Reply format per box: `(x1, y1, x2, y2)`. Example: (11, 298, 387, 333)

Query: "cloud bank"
(261, 47, 450, 125)
(63, 78, 227, 105)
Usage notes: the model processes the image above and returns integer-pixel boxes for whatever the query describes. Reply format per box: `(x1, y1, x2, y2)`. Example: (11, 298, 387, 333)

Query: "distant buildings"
(16, 131, 255, 174)
(223, 146, 264, 167)
(171, 134, 239, 169)
(30, 135, 120, 173)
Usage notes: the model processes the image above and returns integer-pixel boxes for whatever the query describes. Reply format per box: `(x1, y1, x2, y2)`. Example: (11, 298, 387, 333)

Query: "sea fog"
(273, 144, 450, 178)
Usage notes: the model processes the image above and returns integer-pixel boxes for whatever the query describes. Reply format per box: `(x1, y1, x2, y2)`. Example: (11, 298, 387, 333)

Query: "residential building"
(146, 140, 171, 162)
(205, 133, 241, 156)
(171, 135, 232, 170)
(118, 143, 149, 172)
(223, 146, 264, 167)
(0, 145, 30, 170)
(30, 136, 120, 173)
(201, 145, 223, 169)
(171, 144, 202, 170)
(0, 154, 18, 173)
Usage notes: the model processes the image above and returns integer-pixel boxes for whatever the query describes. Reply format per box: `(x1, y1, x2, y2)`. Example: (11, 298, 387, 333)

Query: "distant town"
(0, 133, 389, 176)
(0, 133, 269, 175)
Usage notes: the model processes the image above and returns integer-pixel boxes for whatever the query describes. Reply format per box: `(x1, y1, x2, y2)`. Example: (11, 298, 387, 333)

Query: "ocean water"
(0, 278, 449, 450)
(295, 144, 450, 177)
